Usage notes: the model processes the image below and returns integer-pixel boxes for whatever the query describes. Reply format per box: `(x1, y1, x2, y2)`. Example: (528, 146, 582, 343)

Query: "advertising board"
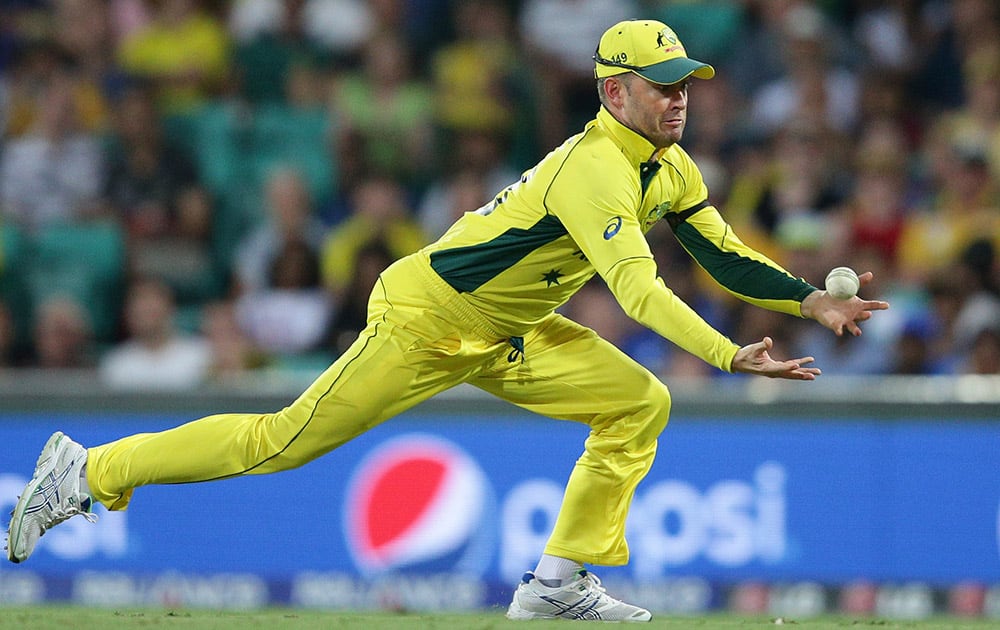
(1, 410, 998, 612)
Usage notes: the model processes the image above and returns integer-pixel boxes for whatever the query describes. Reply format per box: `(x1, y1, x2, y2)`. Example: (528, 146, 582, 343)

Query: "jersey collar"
(595, 106, 666, 166)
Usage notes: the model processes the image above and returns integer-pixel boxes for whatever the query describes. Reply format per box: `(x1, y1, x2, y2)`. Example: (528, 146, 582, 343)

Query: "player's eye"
(659, 80, 689, 96)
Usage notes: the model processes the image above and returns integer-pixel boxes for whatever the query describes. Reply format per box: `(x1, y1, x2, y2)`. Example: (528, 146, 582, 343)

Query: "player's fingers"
(781, 365, 820, 380)
(858, 271, 875, 285)
(746, 337, 772, 359)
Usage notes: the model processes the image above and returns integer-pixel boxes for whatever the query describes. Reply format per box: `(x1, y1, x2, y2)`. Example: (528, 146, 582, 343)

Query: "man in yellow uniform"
(7, 20, 888, 621)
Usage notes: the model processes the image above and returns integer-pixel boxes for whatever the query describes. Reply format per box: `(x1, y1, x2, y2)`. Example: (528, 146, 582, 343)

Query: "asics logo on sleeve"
(603, 216, 623, 240)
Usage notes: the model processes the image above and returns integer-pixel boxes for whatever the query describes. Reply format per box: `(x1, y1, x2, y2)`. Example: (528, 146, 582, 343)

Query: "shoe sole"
(507, 595, 652, 622)
(6, 432, 67, 563)
(506, 611, 560, 621)
(506, 605, 557, 621)
(507, 605, 651, 623)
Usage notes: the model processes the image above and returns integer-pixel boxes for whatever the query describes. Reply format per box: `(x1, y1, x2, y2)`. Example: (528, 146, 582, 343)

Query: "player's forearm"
(605, 258, 739, 372)
(671, 209, 817, 316)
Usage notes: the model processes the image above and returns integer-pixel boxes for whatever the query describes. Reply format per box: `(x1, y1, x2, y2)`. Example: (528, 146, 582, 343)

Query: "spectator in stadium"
(324, 238, 395, 358)
(30, 295, 96, 369)
(51, 0, 126, 123)
(98, 276, 211, 391)
(2, 38, 107, 139)
(417, 165, 492, 241)
(319, 173, 426, 299)
(102, 81, 200, 239)
(896, 141, 1000, 287)
(116, 0, 231, 115)
(133, 185, 223, 306)
(7, 18, 890, 624)
(329, 30, 435, 191)
(911, 0, 998, 112)
(828, 120, 913, 271)
(234, 237, 333, 357)
(0, 300, 15, 368)
(748, 2, 860, 136)
(199, 298, 266, 379)
(232, 166, 326, 295)
(417, 130, 518, 239)
(228, 0, 337, 105)
(889, 318, 942, 376)
(933, 40, 1000, 183)
(948, 240, 1000, 358)
(518, 0, 637, 152)
(0, 66, 105, 230)
(723, 117, 848, 264)
(430, 0, 519, 140)
(965, 327, 1000, 374)
(101, 82, 222, 306)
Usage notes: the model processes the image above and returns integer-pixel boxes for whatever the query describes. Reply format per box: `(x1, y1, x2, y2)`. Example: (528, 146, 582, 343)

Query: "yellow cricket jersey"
(419, 107, 816, 372)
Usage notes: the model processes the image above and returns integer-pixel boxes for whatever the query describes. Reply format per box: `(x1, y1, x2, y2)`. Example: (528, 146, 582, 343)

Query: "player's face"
(617, 74, 689, 148)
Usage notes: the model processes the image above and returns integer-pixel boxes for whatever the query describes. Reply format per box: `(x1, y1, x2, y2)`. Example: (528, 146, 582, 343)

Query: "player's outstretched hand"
(800, 271, 889, 337)
(731, 336, 821, 380)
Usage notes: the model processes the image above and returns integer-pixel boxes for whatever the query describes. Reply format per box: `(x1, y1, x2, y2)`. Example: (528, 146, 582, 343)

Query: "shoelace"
(43, 497, 98, 533)
(581, 571, 605, 592)
(578, 571, 626, 605)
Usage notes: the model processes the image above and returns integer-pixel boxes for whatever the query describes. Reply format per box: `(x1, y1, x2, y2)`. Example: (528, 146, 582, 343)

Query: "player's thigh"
(279, 287, 486, 445)
(474, 314, 670, 430)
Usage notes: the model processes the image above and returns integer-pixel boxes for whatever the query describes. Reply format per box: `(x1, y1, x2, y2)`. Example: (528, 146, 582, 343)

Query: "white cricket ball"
(825, 266, 860, 300)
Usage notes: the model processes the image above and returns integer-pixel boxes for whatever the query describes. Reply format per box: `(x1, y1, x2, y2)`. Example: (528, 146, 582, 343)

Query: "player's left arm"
(668, 204, 816, 316)
(671, 204, 889, 334)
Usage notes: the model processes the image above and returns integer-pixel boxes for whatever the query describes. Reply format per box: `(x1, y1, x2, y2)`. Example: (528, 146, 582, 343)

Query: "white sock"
(533, 554, 583, 585)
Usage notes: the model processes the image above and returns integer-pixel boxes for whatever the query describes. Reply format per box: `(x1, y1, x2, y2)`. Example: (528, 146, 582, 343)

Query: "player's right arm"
(544, 146, 740, 373)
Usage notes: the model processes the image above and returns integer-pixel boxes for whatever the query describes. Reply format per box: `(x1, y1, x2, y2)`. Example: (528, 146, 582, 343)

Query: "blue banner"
(2, 410, 999, 606)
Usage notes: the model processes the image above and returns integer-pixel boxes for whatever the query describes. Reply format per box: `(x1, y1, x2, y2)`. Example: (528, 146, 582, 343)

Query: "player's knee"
(587, 376, 670, 446)
(642, 381, 671, 437)
(610, 380, 671, 449)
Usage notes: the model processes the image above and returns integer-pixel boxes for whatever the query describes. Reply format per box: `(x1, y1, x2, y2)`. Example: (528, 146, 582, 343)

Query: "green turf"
(0, 608, 998, 630)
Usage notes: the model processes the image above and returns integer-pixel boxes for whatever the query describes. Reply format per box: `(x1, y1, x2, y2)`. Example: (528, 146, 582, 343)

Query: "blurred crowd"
(0, 0, 998, 390)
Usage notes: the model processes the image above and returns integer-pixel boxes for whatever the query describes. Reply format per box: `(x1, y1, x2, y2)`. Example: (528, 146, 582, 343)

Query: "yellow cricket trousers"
(87, 255, 672, 566)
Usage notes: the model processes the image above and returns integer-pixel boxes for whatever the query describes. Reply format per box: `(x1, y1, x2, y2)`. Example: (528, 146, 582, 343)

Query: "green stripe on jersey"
(673, 222, 815, 301)
(430, 215, 567, 293)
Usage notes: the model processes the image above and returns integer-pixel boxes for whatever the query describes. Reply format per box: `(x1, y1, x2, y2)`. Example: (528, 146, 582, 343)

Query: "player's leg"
(85, 323, 428, 510)
(85, 279, 484, 511)
(474, 314, 668, 621)
(477, 313, 670, 566)
(7, 265, 494, 562)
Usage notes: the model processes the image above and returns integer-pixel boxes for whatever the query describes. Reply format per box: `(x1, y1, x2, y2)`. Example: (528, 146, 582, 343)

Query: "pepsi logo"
(343, 434, 494, 575)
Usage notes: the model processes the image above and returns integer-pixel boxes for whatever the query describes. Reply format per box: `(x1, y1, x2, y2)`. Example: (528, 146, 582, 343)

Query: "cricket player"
(7, 19, 888, 621)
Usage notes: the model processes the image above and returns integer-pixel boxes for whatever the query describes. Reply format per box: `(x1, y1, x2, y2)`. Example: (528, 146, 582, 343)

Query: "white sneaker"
(506, 570, 651, 622)
(6, 431, 97, 563)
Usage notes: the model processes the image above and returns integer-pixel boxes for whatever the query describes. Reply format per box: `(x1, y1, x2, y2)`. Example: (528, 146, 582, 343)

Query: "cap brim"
(635, 57, 715, 85)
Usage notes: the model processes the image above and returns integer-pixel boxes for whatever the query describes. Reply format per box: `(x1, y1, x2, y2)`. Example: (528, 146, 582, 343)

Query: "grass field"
(1, 608, 999, 630)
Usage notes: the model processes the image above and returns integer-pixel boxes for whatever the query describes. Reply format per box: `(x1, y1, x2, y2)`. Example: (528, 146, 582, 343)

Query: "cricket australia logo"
(644, 201, 671, 228)
(656, 27, 682, 54)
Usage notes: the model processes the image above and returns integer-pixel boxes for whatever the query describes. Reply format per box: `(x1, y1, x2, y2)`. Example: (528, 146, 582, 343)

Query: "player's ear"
(601, 75, 627, 107)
